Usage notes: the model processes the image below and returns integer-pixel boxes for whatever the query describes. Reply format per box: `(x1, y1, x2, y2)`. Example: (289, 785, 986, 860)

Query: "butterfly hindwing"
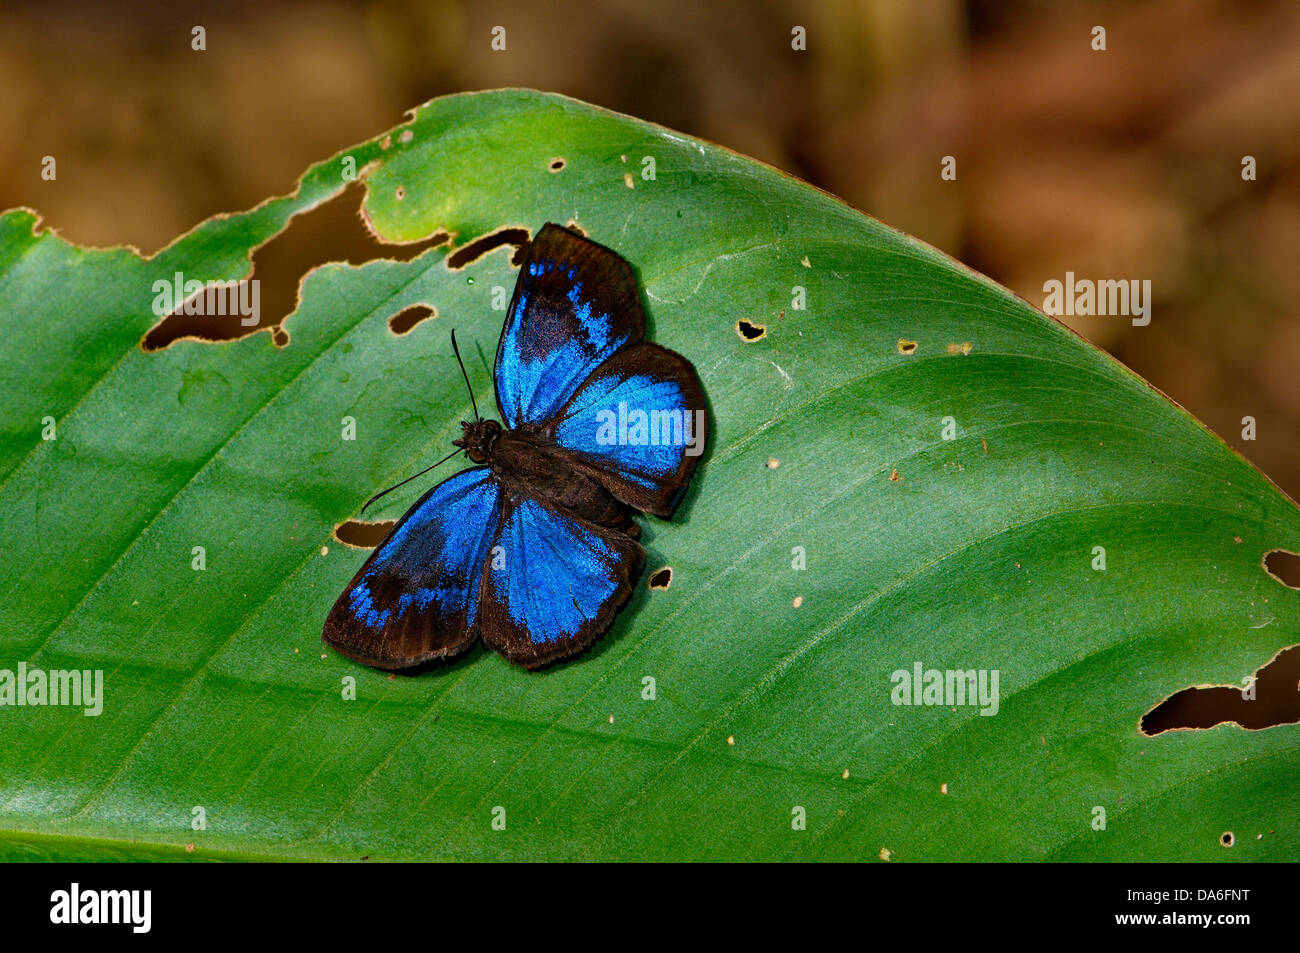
(494, 224, 646, 429)
(322, 467, 503, 669)
(478, 492, 644, 669)
(547, 341, 706, 518)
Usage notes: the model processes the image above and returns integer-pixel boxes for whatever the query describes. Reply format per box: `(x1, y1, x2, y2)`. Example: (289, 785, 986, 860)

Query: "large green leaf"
(1, 91, 1296, 862)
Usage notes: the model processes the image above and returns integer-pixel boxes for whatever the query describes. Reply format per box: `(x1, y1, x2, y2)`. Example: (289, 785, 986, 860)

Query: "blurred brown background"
(3, 0, 1298, 496)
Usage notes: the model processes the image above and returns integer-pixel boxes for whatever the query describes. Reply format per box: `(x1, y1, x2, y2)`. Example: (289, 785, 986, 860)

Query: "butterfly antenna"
(359, 448, 460, 515)
(451, 328, 480, 422)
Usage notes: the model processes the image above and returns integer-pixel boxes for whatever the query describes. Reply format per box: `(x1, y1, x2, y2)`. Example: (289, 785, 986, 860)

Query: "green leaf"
(1, 91, 1296, 862)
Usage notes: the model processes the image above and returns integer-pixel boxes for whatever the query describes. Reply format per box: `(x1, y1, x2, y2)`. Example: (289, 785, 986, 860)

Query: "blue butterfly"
(323, 224, 706, 669)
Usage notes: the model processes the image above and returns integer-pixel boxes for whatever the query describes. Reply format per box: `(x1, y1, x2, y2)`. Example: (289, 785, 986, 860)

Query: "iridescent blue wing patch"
(548, 342, 706, 517)
(478, 494, 644, 669)
(322, 467, 502, 669)
(493, 224, 646, 429)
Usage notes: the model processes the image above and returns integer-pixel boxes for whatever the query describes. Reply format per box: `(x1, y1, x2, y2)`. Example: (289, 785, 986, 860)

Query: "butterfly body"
(323, 224, 704, 670)
(460, 417, 640, 537)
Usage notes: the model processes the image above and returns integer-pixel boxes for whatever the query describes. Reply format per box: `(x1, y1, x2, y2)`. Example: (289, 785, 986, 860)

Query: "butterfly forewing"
(494, 224, 646, 429)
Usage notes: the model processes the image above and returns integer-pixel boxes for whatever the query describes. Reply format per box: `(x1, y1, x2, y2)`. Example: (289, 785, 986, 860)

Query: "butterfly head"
(453, 418, 502, 464)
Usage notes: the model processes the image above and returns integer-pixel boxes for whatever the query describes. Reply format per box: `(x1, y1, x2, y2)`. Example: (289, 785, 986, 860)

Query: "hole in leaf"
(1221, 831, 1235, 847)
(736, 319, 765, 341)
(1263, 549, 1300, 589)
(388, 304, 436, 336)
(446, 227, 530, 270)
(649, 567, 672, 590)
(1140, 644, 1300, 735)
(142, 181, 448, 352)
(334, 519, 395, 549)
(897, 339, 918, 355)
(548, 157, 566, 172)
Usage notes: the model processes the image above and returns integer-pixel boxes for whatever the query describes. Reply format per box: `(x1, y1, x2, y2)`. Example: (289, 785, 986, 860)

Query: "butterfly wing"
(494, 224, 645, 430)
(495, 223, 706, 517)
(546, 342, 706, 518)
(478, 493, 644, 669)
(322, 467, 503, 670)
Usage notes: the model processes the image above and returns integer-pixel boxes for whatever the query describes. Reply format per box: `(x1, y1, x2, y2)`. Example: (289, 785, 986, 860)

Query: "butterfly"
(322, 223, 706, 670)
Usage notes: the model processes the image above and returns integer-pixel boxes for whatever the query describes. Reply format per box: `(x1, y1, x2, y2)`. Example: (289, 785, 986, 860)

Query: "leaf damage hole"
(735, 319, 766, 342)
(1263, 549, 1300, 589)
(548, 157, 566, 172)
(142, 180, 449, 352)
(897, 339, 918, 355)
(446, 227, 531, 270)
(648, 567, 672, 590)
(1140, 643, 1300, 735)
(1221, 831, 1235, 848)
(388, 304, 436, 336)
(334, 519, 395, 549)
